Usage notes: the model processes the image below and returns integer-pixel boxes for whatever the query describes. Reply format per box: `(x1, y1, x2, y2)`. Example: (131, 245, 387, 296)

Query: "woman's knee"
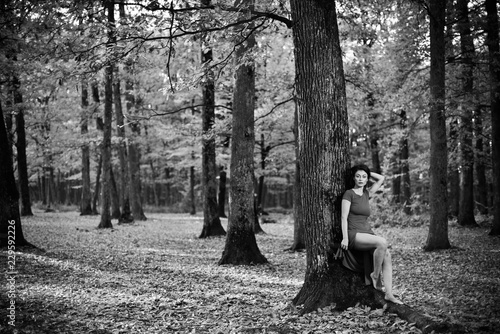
(376, 237, 388, 250)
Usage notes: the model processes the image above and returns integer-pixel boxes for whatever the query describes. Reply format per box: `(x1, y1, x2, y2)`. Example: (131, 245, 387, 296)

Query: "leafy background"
(1, 211, 499, 333)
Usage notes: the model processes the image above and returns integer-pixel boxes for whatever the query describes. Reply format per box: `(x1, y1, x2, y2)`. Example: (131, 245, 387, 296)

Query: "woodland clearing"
(0, 211, 499, 334)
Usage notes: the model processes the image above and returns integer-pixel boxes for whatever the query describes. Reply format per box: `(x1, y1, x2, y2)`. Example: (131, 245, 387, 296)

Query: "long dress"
(342, 188, 375, 286)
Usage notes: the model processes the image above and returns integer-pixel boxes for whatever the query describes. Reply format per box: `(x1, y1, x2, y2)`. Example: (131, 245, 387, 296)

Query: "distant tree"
(98, 0, 115, 229)
(424, 0, 451, 251)
(486, 0, 500, 235)
(80, 80, 93, 215)
(219, 0, 267, 265)
(456, 0, 477, 227)
(199, 0, 225, 238)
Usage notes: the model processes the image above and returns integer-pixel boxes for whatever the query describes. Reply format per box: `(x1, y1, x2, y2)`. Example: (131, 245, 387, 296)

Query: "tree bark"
(424, 0, 450, 250)
(92, 154, 102, 215)
(486, 0, 500, 235)
(12, 76, 33, 216)
(98, 0, 115, 229)
(110, 167, 121, 219)
(199, 0, 226, 237)
(219, 0, 266, 265)
(0, 101, 29, 247)
(457, 0, 478, 227)
(80, 80, 93, 215)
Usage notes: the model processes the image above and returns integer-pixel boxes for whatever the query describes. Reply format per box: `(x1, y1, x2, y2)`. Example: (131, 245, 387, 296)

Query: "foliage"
(1, 211, 499, 333)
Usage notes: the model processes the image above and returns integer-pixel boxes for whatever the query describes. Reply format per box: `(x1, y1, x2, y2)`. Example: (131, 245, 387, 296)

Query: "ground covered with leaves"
(1, 211, 499, 334)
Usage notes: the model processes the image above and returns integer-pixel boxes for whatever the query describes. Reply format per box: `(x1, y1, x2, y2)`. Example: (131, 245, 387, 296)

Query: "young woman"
(341, 164, 402, 304)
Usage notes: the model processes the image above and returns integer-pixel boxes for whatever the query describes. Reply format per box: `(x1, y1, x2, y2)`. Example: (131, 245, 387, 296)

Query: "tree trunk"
(189, 166, 196, 215)
(80, 80, 93, 215)
(474, 106, 488, 214)
(12, 77, 33, 216)
(199, 1, 226, 237)
(289, 102, 305, 251)
(114, 65, 133, 224)
(217, 168, 227, 218)
(448, 120, 459, 218)
(290, 0, 351, 312)
(0, 101, 29, 247)
(125, 61, 147, 221)
(424, 0, 450, 250)
(486, 0, 500, 235)
(219, 0, 266, 265)
(92, 154, 102, 214)
(399, 111, 412, 214)
(98, 0, 115, 229)
(110, 167, 121, 219)
(457, 0, 478, 227)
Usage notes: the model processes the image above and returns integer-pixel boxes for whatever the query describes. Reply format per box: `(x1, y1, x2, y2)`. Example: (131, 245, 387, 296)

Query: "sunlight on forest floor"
(1, 211, 499, 333)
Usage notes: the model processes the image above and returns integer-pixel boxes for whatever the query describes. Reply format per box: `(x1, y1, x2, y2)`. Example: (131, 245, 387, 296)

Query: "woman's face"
(354, 170, 368, 188)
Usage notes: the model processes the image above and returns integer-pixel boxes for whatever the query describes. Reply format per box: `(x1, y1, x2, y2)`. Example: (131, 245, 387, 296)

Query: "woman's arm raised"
(369, 171, 385, 194)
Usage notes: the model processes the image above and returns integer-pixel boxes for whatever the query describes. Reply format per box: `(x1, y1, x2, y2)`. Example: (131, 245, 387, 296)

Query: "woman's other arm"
(369, 171, 385, 194)
(341, 199, 351, 250)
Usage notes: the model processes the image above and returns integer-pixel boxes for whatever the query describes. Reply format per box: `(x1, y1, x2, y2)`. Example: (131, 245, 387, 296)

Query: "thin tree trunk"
(486, 0, 500, 235)
(110, 167, 121, 219)
(474, 106, 488, 214)
(448, 119, 460, 218)
(219, 0, 266, 265)
(189, 166, 196, 215)
(199, 1, 226, 237)
(92, 154, 102, 214)
(424, 0, 450, 250)
(98, 0, 115, 229)
(457, 0, 478, 227)
(217, 168, 227, 218)
(125, 60, 147, 221)
(12, 76, 33, 216)
(80, 80, 93, 215)
(399, 110, 412, 214)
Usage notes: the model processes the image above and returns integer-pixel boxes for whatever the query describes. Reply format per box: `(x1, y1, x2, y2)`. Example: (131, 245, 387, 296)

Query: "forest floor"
(1, 210, 499, 334)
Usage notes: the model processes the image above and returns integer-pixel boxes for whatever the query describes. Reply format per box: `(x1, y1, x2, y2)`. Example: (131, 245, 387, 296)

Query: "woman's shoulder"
(342, 189, 354, 200)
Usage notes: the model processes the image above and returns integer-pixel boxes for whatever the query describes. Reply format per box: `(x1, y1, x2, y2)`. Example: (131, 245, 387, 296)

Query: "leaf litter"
(0, 211, 499, 333)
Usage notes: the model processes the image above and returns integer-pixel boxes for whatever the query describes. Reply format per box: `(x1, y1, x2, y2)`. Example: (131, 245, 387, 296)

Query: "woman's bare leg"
(353, 233, 387, 290)
(382, 250, 403, 304)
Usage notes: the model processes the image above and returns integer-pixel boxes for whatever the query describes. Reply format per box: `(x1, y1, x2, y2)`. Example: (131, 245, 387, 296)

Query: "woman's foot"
(370, 272, 384, 291)
(384, 293, 403, 305)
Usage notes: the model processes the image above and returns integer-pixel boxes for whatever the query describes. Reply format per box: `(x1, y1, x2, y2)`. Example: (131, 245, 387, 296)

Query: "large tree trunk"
(199, 0, 226, 238)
(289, 0, 351, 312)
(98, 0, 115, 229)
(457, 0, 478, 227)
(486, 0, 500, 235)
(0, 101, 29, 247)
(12, 76, 33, 216)
(424, 0, 450, 250)
(219, 0, 266, 265)
(80, 80, 93, 215)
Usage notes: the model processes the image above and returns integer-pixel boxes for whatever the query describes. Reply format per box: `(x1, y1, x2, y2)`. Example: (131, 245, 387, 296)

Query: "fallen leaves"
(0, 211, 498, 333)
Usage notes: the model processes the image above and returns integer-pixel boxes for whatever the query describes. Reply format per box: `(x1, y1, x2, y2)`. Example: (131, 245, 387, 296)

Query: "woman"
(341, 164, 402, 304)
